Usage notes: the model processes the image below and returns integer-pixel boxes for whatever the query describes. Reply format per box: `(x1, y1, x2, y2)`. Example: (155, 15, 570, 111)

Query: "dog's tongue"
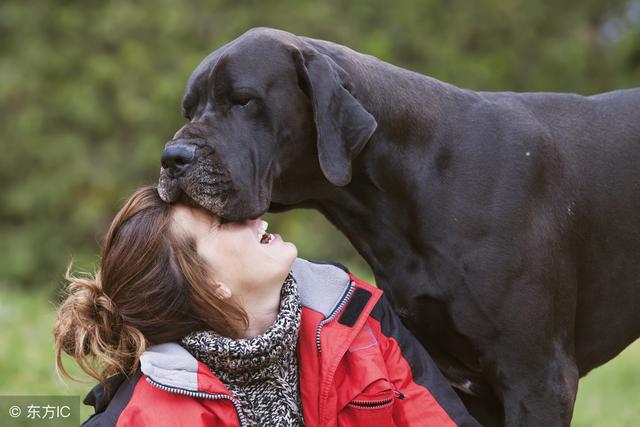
(157, 173, 181, 203)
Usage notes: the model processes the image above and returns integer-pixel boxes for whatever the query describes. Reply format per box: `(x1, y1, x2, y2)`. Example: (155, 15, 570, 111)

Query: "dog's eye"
(231, 95, 253, 107)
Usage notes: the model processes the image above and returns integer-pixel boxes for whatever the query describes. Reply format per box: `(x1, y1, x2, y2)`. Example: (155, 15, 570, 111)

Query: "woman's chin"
(259, 235, 297, 268)
(280, 241, 298, 266)
(286, 241, 298, 259)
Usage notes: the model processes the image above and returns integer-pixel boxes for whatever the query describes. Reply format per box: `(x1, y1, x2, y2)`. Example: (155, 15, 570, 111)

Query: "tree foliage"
(1, 0, 639, 287)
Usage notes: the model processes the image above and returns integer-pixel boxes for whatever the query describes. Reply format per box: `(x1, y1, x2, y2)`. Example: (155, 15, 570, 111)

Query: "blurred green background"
(1, 0, 638, 425)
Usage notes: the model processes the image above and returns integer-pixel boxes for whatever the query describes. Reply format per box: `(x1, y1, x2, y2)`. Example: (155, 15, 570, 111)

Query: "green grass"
(0, 286, 638, 425)
(0, 286, 96, 422)
(572, 341, 640, 427)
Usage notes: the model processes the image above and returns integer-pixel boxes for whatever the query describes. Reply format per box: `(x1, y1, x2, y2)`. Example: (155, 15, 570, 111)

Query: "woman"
(54, 186, 478, 427)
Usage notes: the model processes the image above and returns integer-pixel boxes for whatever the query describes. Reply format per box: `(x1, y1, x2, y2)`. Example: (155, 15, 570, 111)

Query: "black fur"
(158, 27, 640, 426)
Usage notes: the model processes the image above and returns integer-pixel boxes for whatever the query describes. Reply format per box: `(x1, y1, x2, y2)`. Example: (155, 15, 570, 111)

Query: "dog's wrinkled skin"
(158, 27, 640, 426)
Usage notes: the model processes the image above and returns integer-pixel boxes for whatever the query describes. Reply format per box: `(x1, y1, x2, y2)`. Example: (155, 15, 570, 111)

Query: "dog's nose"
(161, 143, 196, 178)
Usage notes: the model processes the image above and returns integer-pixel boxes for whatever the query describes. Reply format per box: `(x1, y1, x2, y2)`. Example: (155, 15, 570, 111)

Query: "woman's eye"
(219, 218, 231, 225)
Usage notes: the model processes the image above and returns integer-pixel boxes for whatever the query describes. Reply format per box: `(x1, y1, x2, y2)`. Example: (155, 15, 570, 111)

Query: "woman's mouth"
(257, 220, 277, 245)
(260, 232, 275, 244)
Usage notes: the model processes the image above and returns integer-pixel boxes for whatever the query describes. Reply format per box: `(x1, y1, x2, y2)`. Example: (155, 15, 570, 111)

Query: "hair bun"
(54, 263, 146, 384)
(66, 269, 124, 335)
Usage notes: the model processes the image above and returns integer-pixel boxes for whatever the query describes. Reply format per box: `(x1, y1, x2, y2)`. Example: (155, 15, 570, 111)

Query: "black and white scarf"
(180, 273, 305, 427)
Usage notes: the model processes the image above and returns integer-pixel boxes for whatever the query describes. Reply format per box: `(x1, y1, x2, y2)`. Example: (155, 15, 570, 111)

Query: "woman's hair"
(53, 185, 248, 388)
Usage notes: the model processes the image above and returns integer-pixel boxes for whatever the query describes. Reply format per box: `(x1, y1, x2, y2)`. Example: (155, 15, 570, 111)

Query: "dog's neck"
(303, 36, 476, 143)
(272, 46, 478, 285)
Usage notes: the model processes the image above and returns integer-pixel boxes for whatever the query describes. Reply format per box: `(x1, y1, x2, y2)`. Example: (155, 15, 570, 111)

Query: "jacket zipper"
(315, 280, 355, 352)
(349, 389, 405, 409)
(349, 397, 393, 409)
(145, 376, 248, 427)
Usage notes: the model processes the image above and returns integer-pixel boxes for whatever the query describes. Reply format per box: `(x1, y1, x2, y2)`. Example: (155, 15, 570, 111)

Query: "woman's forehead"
(172, 204, 220, 231)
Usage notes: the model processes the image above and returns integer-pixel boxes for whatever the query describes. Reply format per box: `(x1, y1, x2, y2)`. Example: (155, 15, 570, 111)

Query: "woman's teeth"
(258, 220, 275, 244)
(260, 233, 275, 244)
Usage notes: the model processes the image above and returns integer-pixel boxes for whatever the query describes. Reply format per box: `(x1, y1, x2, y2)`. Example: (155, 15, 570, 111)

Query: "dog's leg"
(455, 389, 505, 427)
(496, 339, 579, 427)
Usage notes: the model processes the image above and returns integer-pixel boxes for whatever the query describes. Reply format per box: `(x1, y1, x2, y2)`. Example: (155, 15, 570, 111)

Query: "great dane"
(157, 27, 640, 426)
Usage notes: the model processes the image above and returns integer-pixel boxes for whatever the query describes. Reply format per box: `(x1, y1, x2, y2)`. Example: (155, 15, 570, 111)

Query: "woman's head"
(53, 185, 297, 385)
(171, 203, 297, 301)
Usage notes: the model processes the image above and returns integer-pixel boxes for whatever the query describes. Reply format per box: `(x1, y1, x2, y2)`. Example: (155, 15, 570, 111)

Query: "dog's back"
(475, 87, 640, 375)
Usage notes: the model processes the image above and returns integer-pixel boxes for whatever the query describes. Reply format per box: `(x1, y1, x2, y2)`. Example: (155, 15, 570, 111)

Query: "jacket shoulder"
(82, 370, 220, 426)
(81, 371, 143, 426)
(116, 375, 236, 426)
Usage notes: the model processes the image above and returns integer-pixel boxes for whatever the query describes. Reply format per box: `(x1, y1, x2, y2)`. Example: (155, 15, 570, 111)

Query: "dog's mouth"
(159, 182, 206, 210)
(157, 156, 233, 216)
(157, 146, 274, 220)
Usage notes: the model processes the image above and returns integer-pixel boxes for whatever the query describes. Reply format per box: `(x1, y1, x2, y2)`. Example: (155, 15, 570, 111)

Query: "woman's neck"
(239, 276, 286, 338)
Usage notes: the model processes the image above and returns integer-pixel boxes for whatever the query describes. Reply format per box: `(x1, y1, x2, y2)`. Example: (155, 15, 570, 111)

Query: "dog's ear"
(293, 46, 377, 186)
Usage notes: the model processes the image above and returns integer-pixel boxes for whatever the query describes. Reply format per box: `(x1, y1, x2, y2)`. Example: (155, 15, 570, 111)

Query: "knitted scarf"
(180, 273, 305, 427)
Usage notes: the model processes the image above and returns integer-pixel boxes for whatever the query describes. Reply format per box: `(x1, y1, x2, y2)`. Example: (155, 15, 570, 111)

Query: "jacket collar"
(291, 257, 352, 318)
(140, 342, 218, 393)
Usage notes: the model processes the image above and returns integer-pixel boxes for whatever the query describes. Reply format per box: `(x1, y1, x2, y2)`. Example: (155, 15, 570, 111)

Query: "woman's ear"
(292, 44, 377, 187)
(215, 283, 232, 299)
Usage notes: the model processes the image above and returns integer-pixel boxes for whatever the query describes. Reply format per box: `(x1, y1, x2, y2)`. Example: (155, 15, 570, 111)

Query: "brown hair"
(53, 185, 248, 388)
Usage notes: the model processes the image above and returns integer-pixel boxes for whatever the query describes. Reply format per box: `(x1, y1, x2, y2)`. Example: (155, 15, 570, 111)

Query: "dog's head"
(157, 27, 377, 220)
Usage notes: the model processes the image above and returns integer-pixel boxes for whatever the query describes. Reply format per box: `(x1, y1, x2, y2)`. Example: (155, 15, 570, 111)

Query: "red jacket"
(82, 259, 478, 426)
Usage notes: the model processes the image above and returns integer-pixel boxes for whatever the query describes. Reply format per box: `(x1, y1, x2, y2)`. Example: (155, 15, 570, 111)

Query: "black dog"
(158, 27, 640, 426)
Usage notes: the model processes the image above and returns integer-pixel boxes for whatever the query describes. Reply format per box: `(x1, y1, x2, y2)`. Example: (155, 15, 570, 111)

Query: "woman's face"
(171, 205, 297, 299)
